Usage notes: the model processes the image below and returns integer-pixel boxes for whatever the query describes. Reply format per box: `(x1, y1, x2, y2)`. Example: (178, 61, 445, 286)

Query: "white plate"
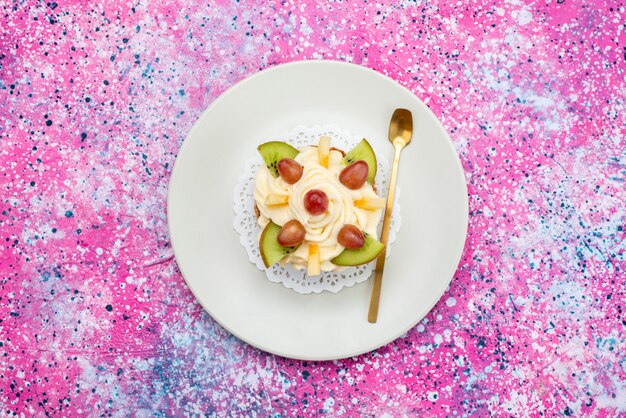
(168, 61, 468, 360)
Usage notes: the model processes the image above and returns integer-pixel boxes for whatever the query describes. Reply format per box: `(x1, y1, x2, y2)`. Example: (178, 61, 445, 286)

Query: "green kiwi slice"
(257, 141, 299, 178)
(260, 221, 300, 267)
(343, 139, 377, 184)
(331, 233, 385, 266)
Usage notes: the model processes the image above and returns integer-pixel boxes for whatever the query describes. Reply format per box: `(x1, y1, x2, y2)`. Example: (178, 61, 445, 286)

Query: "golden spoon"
(368, 108, 413, 323)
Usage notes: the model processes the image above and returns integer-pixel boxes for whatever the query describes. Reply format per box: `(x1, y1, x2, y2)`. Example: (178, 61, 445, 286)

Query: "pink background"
(1, 0, 625, 416)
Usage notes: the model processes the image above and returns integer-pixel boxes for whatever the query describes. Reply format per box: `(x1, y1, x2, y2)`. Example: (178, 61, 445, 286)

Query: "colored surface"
(1, 0, 625, 416)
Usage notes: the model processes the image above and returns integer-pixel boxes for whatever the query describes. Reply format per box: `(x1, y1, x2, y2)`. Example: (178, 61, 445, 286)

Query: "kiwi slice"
(331, 233, 384, 266)
(258, 141, 299, 178)
(260, 221, 300, 267)
(343, 139, 377, 184)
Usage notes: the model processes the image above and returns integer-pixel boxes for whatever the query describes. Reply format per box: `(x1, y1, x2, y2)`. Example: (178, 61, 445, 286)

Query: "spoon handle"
(368, 141, 403, 323)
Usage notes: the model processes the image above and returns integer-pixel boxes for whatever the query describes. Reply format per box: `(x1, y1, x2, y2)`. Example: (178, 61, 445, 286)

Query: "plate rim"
(167, 59, 469, 360)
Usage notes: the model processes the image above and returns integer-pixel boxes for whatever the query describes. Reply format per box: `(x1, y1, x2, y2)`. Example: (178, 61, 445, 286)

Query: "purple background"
(1, 0, 625, 416)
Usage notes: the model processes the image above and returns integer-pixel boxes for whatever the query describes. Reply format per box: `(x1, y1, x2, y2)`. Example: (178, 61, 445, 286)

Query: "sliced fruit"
(337, 224, 365, 249)
(265, 194, 289, 206)
(339, 160, 369, 190)
(308, 244, 321, 275)
(354, 197, 385, 210)
(258, 141, 299, 178)
(260, 222, 300, 268)
(331, 233, 384, 266)
(318, 136, 331, 168)
(343, 139, 377, 184)
(277, 220, 306, 247)
(277, 158, 303, 184)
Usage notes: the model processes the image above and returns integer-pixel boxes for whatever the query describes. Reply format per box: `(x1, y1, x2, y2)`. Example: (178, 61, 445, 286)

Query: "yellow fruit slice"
(318, 136, 330, 168)
(354, 197, 385, 210)
(308, 244, 321, 275)
(265, 194, 289, 206)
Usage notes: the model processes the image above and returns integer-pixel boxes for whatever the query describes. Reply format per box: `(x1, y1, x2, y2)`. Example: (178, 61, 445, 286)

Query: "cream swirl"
(254, 145, 383, 272)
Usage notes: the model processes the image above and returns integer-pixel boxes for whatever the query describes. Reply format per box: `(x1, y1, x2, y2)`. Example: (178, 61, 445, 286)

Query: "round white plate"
(168, 61, 468, 360)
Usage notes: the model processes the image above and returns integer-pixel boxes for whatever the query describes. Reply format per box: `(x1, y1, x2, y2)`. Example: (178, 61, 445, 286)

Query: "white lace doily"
(233, 125, 401, 294)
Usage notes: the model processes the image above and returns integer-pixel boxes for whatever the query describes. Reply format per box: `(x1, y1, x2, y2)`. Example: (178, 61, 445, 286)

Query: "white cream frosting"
(254, 145, 383, 272)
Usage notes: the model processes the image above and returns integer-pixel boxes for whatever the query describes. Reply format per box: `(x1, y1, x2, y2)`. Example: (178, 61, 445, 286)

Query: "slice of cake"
(254, 136, 385, 275)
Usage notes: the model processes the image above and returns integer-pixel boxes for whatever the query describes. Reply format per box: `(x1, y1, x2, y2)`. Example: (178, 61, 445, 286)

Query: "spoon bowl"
(389, 108, 413, 148)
